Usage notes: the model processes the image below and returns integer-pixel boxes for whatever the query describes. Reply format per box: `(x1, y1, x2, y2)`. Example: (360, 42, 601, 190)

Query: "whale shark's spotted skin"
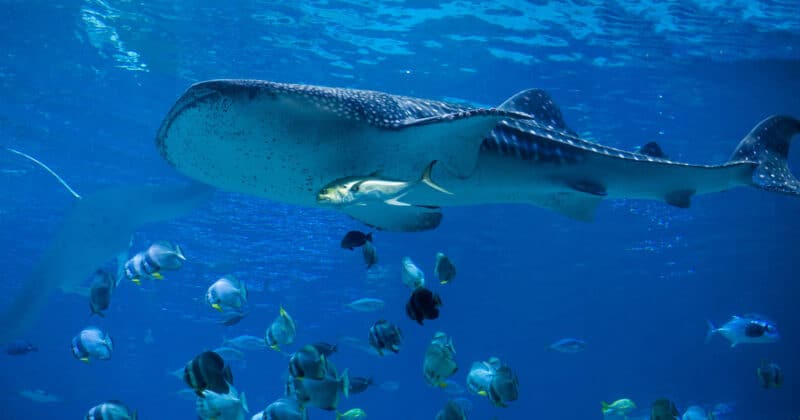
(157, 80, 800, 230)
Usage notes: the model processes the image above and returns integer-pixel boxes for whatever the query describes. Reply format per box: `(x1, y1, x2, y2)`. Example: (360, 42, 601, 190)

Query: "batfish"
(156, 80, 799, 231)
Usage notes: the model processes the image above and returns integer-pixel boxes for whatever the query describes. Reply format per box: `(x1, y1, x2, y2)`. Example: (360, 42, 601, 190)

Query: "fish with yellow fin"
(265, 306, 296, 351)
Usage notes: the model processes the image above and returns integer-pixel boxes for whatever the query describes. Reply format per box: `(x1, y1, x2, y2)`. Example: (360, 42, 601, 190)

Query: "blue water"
(1, 1, 799, 419)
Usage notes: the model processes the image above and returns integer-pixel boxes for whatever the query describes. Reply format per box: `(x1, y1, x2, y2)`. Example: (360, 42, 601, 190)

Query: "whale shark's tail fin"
(730, 115, 800, 195)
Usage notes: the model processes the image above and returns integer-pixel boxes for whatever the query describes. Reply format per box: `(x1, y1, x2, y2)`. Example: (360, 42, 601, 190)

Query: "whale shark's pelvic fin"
(730, 115, 800, 195)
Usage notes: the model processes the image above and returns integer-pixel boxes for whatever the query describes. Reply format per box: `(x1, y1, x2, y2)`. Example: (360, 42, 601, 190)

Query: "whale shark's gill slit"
(7, 148, 82, 199)
(0, 182, 213, 342)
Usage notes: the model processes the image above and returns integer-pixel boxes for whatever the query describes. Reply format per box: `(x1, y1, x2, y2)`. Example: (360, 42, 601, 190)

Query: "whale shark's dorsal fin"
(499, 88, 576, 136)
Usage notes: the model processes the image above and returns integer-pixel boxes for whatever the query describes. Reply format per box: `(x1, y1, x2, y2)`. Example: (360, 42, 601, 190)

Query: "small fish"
(265, 306, 297, 351)
(681, 405, 708, 420)
(212, 346, 245, 362)
(436, 399, 467, 420)
(5, 339, 37, 355)
(123, 241, 185, 285)
(757, 359, 783, 389)
(487, 364, 519, 407)
(219, 311, 249, 327)
(401, 257, 425, 290)
(340, 231, 373, 250)
(223, 335, 268, 351)
(362, 240, 378, 268)
(706, 315, 779, 347)
(345, 298, 385, 312)
(184, 350, 233, 396)
(19, 389, 62, 403)
(256, 397, 306, 420)
(368, 320, 403, 356)
(88, 269, 116, 317)
(423, 332, 458, 388)
(71, 326, 113, 362)
(85, 400, 137, 419)
(602, 399, 637, 417)
(289, 345, 329, 380)
(311, 342, 338, 357)
(547, 338, 587, 353)
(634, 141, 668, 159)
(650, 398, 679, 420)
(336, 408, 366, 420)
(196, 385, 248, 420)
(434, 253, 456, 284)
(406, 287, 442, 325)
(206, 275, 248, 312)
(316, 160, 451, 207)
(289, 367, 350, 411)
(348, 376, 373, 395)
(466, 357, 501, 397)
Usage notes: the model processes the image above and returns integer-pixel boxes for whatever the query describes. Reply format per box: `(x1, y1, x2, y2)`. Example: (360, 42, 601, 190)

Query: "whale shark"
(156, 80, 799, 231)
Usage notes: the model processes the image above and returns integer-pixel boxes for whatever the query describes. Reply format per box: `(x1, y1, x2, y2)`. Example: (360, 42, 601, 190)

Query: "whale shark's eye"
(351, 185, 360, 192)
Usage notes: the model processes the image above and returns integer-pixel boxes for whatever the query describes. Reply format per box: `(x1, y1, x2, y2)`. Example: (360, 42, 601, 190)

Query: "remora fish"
(157, 80, 799, 232)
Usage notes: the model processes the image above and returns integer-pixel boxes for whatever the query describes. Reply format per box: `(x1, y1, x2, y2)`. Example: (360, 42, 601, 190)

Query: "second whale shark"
(156, 80, 799, 231)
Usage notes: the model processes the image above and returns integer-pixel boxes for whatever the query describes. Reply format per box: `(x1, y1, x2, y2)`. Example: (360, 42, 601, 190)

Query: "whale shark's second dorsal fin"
(498, 89, 577, 136)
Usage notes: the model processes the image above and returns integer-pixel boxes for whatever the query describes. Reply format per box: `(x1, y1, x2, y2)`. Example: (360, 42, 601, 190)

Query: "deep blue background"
(1, 1, 799, 419)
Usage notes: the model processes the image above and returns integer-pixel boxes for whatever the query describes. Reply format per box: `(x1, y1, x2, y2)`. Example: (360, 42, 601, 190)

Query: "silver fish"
(317, 160, 451, 207)
(345, 298, 385, 312)
(266, 306, 296, 351)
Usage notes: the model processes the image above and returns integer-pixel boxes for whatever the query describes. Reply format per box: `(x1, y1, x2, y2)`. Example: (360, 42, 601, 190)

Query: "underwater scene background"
(1, 1, 799, 419)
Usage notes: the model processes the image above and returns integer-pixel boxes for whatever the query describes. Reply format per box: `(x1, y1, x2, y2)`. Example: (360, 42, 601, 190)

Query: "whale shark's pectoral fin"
(342, 202, 443, 232)
(664, 189, 695, 208)
(535, 192, 604, 222)
(398, 112, 515, 179)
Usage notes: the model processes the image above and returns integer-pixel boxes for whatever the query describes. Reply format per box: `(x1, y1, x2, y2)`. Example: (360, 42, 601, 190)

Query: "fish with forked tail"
(157, 80, 800, 232)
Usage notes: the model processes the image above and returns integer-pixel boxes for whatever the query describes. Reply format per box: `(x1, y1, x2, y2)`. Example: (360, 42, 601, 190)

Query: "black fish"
(757, 360, 783, 389)
(362, 241, 378, 268)
(348, 376, 373, 394)
(341, 230, 373, 250)
(406, 287, 442, 325)
(650, 398, 680, 420)
(4, 339, 37, 355)
(635, 141, 668, 159)
(488, 365, 519, 407)
(311, 342, 338, 356)
(288, 345, 328, 380)
(89, 270, 115, 317)
(183, 351, 233, 396)
(368, 320, 403, 356)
